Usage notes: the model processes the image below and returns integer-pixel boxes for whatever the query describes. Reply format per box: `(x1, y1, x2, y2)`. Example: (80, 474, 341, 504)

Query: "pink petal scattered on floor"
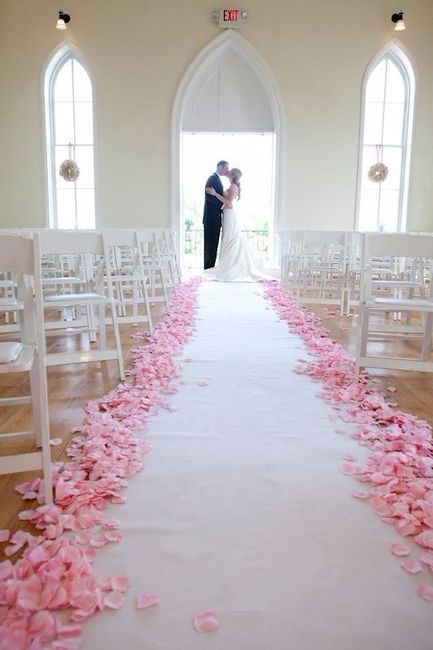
(50, 438, 63, 446)
(103, 590, 127, 610)
(193, 610, 219, 633)
(390, 543, 411, 557)
(400, 558, 422, 574)
(352, 491, 370, 499)
(136, 592, 160, 609)
(417, 584, 433, 602)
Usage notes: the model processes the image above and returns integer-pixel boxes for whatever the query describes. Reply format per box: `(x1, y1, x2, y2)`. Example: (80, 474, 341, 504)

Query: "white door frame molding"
(171, 30, 287, 266)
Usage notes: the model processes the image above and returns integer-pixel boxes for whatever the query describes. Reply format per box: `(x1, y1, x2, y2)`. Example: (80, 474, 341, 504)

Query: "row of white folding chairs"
(279, 230, 361, 315)
(0, 227, 181, 501)
(280, 229, 433, 375)
(0, 227, 181, 337)
(355, 232, 433, 376)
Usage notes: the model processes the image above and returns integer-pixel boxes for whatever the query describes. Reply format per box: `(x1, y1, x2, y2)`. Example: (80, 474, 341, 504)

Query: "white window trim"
(42, 43, 99, 229)
(355, 40, 415, 232)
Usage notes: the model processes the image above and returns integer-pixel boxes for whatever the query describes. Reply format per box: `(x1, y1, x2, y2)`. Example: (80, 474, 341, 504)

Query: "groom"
(203, 160, 229, 269)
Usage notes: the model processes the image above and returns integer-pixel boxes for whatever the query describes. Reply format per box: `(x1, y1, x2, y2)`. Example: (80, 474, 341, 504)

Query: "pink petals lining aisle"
(263, 281, 433, 602)
(0, 278, 201, 649)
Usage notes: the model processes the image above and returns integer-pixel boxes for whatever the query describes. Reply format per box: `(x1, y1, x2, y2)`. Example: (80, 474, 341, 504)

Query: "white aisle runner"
(84, 282, 433, 649)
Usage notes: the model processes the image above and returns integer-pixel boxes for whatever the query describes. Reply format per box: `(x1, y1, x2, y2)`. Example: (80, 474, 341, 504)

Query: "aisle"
(83, 282, 433, 649)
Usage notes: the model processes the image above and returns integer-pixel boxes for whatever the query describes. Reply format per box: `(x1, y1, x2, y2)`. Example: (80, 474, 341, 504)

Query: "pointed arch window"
(45, 50, 96, 229)
(356, 46, 414, 232)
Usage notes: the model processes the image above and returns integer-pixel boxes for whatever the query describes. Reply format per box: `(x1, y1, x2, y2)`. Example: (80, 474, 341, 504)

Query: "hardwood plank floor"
(1, 295, 433, 562)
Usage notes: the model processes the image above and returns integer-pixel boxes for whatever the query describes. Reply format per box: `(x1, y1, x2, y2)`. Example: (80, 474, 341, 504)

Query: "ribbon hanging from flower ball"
(368, 144, 388, 183)
(59, 142, 80, 182)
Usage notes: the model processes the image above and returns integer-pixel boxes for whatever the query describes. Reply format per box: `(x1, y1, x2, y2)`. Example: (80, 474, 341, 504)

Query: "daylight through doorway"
(181, 132, 275, 270)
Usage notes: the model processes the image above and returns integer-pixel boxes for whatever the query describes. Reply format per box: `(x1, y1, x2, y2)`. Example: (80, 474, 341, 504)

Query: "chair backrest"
(364, 233, 433, 260)
(0, 234, 44, 344)
(38, 230, 104, 256)
(0, 235, 36, 276)
(301, 231, 347, 247)
(103, 228, 136, 248)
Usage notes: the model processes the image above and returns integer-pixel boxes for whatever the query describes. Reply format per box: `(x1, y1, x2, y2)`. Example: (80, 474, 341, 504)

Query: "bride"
(204, 168, 268, 282)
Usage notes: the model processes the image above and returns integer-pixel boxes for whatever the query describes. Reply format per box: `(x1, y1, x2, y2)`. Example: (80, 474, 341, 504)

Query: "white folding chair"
(0, 234, 53, 503)
(103, 228, 153, 331)
(38, 230, 125, 381)
(286, 231, 347, 312)
(155, 228, 182, 288)
(356, 232, 433, 376)
(135, 229, 170, 311)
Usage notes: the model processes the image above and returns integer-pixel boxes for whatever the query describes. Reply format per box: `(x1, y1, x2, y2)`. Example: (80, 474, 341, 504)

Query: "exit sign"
(212, 8, 248, 29)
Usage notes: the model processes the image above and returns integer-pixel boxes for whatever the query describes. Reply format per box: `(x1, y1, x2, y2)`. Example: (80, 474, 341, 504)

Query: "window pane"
(365, 60, 386, 102)
(383, 103, 404, 145)
(76, 190, 96, 229)
(359, 188, 380, 231)
(385, 60, 406, 103)
(54, 102, 74, 144)
(72, 61, 92, 102)
(54, 59, 73, 102)
(378, 190, 400, 231)
(74, 146, 94, 189)
(74, 103, 94, 144)
(382, 147, 402, 190)
(56, 188, 77, 229)
(363, 102, 383, 144)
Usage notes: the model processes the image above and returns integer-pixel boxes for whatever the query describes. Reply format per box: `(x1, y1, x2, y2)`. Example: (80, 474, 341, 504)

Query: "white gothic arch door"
(171, 30, 286, 266)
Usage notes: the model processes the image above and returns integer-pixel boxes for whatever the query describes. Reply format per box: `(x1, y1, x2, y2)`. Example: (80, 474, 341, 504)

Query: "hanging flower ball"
(59, 159, 80, 182)
(368, 162, 388, 183)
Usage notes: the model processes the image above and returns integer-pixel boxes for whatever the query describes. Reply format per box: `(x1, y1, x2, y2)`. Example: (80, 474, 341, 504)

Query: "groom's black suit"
(203, 172, 224, 269)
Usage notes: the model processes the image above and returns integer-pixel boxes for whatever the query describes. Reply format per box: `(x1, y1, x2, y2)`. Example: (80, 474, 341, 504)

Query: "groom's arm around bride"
(202, 160, 228, 270)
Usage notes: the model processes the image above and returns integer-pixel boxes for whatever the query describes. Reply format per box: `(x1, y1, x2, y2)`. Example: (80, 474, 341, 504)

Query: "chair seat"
(370, 297, 433, 310)
(0, 297, 18, 307)
(0, 343, 34, 372)
(372, 280, 425, 288)
(42, 276, 82, 285)
(44, 292, 106, 303)
(0, 342, 23, 364)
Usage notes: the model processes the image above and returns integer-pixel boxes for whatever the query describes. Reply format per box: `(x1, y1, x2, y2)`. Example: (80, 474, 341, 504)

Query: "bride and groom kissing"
(203, 160, 265, 282)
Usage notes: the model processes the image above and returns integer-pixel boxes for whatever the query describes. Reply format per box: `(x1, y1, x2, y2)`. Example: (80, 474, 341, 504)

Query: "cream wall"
(0, 0, 432, 231)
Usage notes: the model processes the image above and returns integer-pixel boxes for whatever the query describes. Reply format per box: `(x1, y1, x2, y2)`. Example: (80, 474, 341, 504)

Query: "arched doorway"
(171, 30, 286, 269)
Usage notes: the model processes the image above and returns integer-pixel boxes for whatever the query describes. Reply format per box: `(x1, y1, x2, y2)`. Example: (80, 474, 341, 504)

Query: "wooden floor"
(1, 294, 433, 562)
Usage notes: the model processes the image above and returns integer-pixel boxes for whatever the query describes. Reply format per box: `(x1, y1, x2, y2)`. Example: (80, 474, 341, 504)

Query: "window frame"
(43, 45, 99, 230)
(355, 42, 415, 233)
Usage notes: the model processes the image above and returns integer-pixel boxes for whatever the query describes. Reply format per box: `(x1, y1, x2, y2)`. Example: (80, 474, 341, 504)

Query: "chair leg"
(33, 352, 53, 504)
(421, 312, 433, 361)
(110, 300, 125, 381)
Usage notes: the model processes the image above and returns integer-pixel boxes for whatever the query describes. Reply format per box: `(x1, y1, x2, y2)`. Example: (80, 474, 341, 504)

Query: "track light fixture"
(391, 11, 406, 31)
(56, 10, 71, 30)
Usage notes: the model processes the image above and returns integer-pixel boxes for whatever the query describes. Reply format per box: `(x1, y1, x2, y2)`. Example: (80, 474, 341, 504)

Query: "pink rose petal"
(400, 558, 422, 574)
(390, 543, 411, 557)
(50, 438, 63, 446)
(103, 590, 126, 610)
(193, 610, 219, 633)
(417, 584, 433, 602)
(136, 592, 160, 609)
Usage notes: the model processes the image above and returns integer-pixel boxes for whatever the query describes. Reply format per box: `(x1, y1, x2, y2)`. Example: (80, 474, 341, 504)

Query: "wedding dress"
(205, 206, 269, 282)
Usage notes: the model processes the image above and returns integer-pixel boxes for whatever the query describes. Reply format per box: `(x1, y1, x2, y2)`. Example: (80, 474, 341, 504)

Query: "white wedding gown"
(205, 207, 269, 282)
